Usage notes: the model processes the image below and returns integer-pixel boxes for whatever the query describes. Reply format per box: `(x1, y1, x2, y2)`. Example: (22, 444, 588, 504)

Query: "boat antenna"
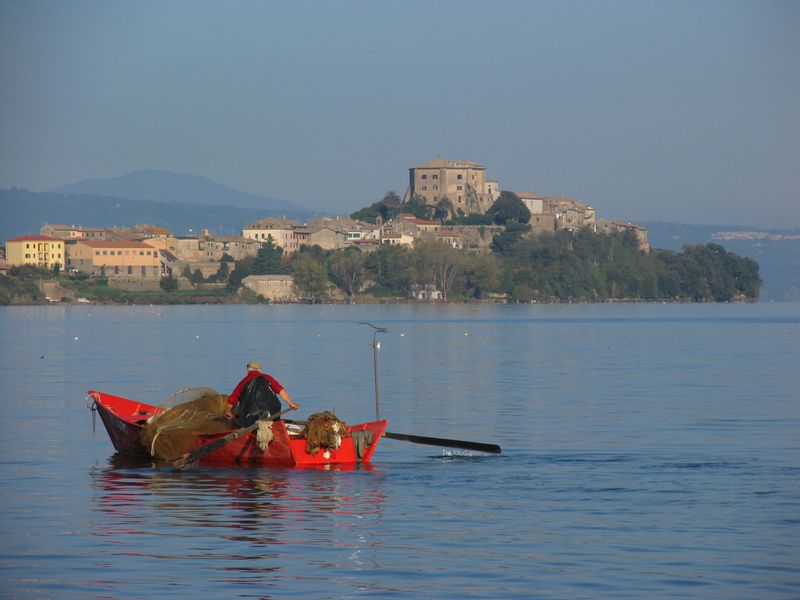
(358, 322, 388, 420)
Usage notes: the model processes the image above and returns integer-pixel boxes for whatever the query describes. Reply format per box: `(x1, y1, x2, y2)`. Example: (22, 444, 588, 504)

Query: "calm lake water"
(0, 303, 798, 599)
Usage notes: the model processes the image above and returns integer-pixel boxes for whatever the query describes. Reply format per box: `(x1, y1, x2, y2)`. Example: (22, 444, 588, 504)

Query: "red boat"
(88, 390, 388, 468)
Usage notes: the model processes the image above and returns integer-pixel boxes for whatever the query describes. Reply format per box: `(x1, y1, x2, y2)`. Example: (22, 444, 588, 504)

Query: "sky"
(1, 0, 798, 228)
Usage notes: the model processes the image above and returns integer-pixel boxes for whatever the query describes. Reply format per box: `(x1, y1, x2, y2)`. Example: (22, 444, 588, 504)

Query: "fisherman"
(226, 361, 299, 426)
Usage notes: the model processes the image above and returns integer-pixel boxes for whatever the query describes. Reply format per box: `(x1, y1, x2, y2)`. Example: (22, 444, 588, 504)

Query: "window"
(421, 185, 427, 190)
(128, 266, 133, 275)
(421, 174, 427, 179)
(457, 185, 463, 191)
(432, 174, 438, 180)
(457, 174, 463, 180)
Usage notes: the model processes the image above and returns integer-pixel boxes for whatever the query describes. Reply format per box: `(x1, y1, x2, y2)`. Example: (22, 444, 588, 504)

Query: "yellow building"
(5, 236, 66, 270)
(67, 240, 161, 278)
(408, 158, 500, 216)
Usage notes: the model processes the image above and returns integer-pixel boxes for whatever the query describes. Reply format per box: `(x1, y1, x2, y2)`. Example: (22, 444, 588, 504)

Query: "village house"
(596, 219, 650, 252)
(67, 240, 160, 279)
(109, 224, 173, 240)
(407, 158, 501, 216)
(398, 214, 441, 234)
(306, 217, 375, 251)
(380, 229, 415, 247)
(422, 229, 463, 249)
(40, 224, 112, 241)
(516, 192, 596, 233)
(447, 225, 505, 252)
(198, 234, 261, 261)
(5, 235, 66, 271)
(242, 217, 310, 255)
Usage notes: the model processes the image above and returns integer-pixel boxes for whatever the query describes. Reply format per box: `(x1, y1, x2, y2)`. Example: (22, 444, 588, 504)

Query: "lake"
(0, 303, 798, 598)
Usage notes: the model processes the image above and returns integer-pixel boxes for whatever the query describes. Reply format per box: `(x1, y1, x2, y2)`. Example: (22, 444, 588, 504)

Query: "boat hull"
(88, 390, 387, 467)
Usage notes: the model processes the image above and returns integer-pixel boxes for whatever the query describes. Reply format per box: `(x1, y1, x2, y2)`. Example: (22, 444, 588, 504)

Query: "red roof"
(401, 215, 438, 226)
(7, 235, 62, 242)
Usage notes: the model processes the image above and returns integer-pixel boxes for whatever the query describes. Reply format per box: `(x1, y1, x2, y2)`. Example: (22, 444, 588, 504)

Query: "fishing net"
(304, 411, 347, 455)
(140, 387, 232, 462)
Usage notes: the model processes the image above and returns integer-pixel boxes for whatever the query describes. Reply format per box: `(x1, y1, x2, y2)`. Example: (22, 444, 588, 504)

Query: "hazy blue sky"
(1, 0, 798, 227)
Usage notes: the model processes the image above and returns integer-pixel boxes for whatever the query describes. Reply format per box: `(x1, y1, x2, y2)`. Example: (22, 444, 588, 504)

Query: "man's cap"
(246, 361, 262, 370)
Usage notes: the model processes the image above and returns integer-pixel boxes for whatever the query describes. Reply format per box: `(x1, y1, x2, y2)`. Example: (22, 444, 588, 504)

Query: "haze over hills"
(50, 169, 313, 216)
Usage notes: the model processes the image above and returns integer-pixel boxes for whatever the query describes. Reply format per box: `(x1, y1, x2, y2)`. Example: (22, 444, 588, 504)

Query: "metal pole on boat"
(359, 322, 388, 421)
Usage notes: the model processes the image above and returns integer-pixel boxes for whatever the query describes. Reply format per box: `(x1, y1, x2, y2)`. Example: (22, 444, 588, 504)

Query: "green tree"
(350, 191, 402, 224)
(364, 244, 414, 296)
(380, 191, 402, 221)
(434, 197, 454, 224)
(226, 255, 254, 290)
(190, 269, 205, 285)
(329, 248, 366, 300)
(291, 253, 329, 302)
(463, 253, 501, 299)
(486, 191, 531, 225)
(213, 261, 230, 282)
(403, 194, 434, 220)
(160, 275, 179, 292)
(253, 237, 286, 274)
(413, 239, 465, 301)
(351, 203, 382, 223)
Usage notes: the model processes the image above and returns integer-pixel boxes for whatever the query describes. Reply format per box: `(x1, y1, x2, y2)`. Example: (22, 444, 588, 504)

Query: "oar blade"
(383, 431, 501, 454)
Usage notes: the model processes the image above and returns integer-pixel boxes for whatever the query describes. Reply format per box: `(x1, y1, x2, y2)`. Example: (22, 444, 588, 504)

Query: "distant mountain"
(643, 222, 800, 302)
(51, 169, 310, 215)
(0, 188, 312, 240)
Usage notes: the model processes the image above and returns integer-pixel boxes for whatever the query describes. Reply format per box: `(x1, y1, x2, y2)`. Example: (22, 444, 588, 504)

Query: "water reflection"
(90, 453, 388, 560)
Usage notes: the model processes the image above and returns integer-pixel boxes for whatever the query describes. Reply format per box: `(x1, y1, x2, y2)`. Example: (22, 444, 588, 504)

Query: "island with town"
(1, 158, 760, 304)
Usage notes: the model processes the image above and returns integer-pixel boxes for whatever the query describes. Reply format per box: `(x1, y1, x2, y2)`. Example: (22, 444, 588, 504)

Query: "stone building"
(596, 219, 650, 252)
(40, 224, 112, 241)
(516, 192, 595, 233)
(243, 217, 310, 255)
(67, 240, 160, 278)
(242, 275, 297, 302)
(199, 236, 261, 261)
(407, 158, 500, 216)
(306, 217, 374, 250)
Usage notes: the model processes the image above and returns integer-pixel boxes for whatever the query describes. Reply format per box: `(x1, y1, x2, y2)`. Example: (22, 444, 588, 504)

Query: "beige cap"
(246, 361, 262, 370)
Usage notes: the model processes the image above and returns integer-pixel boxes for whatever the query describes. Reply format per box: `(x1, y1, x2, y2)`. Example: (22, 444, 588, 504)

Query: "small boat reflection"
(90, 452, 388, 547)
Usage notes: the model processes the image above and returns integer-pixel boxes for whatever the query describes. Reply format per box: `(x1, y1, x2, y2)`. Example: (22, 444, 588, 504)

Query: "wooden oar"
(284, 419, 501, 454)
(172, 406, 296, 469)
(383, 431, 501, 454)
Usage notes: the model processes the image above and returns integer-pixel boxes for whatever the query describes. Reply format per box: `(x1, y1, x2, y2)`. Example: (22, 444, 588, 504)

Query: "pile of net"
(140, 388, 232, 461)
(304, 411, 347, 455)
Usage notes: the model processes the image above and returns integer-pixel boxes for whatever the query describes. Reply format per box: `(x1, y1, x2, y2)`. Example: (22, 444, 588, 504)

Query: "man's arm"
(279, 388, 299, 410)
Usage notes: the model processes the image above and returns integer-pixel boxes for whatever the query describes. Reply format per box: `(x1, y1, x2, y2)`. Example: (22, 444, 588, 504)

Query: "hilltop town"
(2, 158, 761, 305)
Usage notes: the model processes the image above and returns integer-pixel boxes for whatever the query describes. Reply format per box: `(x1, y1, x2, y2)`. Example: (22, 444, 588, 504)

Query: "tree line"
(226, 228, 760, 303)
